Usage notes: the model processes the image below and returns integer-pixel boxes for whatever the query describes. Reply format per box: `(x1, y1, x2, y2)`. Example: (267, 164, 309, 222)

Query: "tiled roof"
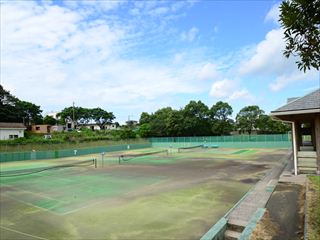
(0, 122, 26, 129)
(272, 89, 320, 113)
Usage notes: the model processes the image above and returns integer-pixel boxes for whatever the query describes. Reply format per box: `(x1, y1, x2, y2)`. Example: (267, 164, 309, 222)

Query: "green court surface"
(0, 147, 288, 239)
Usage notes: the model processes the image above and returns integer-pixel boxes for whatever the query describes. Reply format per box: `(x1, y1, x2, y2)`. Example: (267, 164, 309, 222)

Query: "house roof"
(271, 89, 320, 116)
(0, 122, 26, 129)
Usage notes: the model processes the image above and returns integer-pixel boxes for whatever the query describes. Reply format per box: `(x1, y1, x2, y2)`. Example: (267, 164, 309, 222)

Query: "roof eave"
(270, 108, 320, 116)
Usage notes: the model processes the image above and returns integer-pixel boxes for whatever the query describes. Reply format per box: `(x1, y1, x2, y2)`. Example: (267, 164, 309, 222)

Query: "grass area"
(0, 147, 284, 239)
(54, 181, 252, 239)
(307, 175, 320, 240)
(1, 169, 163, 214)
(0, 138, 149, 152)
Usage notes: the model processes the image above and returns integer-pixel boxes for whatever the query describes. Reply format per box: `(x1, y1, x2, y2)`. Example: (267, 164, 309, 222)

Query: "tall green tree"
(279, 0, 320, 71)
(182, 100, 210, 136)
(236, 106, 264, 135)
(137, 123, 152, 138)
(43, 115, 57, 125)
(57, 107, 82, 126)
(210, 101, 234, 135)
(0, 85, 19, 122)
(91, 108, 115, 129)
(139, 112, 152, 124)
(0, 85, 43, 125)
(257, 114, 291, 134)
(150, 107, 174, 137)
(57, 107, 115, 128)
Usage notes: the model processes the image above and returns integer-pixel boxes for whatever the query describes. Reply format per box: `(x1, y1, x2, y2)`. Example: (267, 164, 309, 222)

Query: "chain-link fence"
(0, 143, 152, 162)
(150, 134, 292, 149)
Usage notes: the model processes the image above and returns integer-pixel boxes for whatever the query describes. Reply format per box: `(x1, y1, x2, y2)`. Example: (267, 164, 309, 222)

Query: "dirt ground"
(0, 148, 288, 239)
(251, 183, 305, 240)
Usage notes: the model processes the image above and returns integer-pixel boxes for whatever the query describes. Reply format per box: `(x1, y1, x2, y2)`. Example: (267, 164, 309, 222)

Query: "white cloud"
(181, 27, 199, 42)
(149, 6, 170, 16)
(209, 79, 253, 102)
(238, 29, 286, 75)
(269, 71, 319, 91)
(1, 1, 208, 120)
(198, 63, 220, 80)
(210, 79, 235, 98)
(238, 28, 319, 91)
(265, 3, 280, 24)
(228, 89, 253, 101)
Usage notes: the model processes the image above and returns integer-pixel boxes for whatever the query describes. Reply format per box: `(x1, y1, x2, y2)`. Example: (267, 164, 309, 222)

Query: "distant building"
(105, 123, 119, 130)
(0, 122, 26, 140)
(77, 123, 119, 131)
(125, 120, 138, 127)
(51, 125, 66, 132)
(80, 124, 101, 131)
(31, 124, 51, 134)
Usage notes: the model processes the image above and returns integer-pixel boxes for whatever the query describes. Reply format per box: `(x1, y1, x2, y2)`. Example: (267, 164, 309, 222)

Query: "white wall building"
(106, 123, 119, 130)
(51, 125, 66, 132)
(0, 122, 26, 140)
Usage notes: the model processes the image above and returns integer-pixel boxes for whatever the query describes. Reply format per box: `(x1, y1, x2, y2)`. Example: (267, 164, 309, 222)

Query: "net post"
(118, 156, 121, 165)
(94, 158, 97, 168)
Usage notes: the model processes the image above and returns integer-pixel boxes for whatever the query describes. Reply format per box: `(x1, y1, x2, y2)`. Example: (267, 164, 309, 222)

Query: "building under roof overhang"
(270, 89, 320, 175)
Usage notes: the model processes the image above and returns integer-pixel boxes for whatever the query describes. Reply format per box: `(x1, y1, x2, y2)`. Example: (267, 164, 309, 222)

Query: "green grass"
(308, 175, 320, 240)
(0, 138, 149, 152)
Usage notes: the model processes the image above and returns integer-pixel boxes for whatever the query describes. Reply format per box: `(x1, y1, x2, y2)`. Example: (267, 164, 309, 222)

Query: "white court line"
(0, 225, 49, 240)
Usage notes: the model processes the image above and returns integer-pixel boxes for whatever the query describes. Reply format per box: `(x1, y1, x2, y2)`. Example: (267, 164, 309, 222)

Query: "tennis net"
(119, 150, 168, 164)
(178, 145, 203, 153)
(0, 159, 96, 177)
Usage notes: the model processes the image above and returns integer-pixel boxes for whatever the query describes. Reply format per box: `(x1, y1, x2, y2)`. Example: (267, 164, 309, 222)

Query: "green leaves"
(236, 106, 264, 135)
(280, 0, 320, 71)
(0, 84, 42, 125)
(57, 106, 115, 129)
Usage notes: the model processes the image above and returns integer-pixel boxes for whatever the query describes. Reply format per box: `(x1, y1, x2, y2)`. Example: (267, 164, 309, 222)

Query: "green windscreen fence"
(0, 143, 152, 162)
(150, 134, 292, 149)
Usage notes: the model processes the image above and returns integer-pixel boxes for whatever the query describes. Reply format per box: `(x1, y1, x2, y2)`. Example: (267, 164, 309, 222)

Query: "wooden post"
(296, 121, 302, 149)
(292, 122, 298, 175)
(315, 115, 320, 174)
(311, 121, 316, 150)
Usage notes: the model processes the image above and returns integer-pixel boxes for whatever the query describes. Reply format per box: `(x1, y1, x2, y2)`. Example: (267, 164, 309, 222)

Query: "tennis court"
(0, 146, 288, 239)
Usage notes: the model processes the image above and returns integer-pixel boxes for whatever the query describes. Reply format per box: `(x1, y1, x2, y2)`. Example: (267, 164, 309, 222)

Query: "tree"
(137, 123, 152, 138)
(150, 107, 174, 137)
(139, 112, 152, 124)
(0, 85, 19, 122)
(16, 101, 43, 126)
(57, 106, 115, 129)
(0, 85, 43, 126)
(236, 106, 264, 135)
(257, 114, 291, 134)
(43, 115, 57, 125)
(210, 101, 234, 135)
(91, 108, 115, 129)
(279, 0, 320, 71)
(182, 100, 211, 136)
(57, 107, 81, 126)
(166, 109, 184, 136)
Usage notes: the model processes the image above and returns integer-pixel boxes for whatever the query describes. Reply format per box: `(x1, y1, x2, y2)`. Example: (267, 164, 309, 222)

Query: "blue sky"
(1, 0, 319, 123)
